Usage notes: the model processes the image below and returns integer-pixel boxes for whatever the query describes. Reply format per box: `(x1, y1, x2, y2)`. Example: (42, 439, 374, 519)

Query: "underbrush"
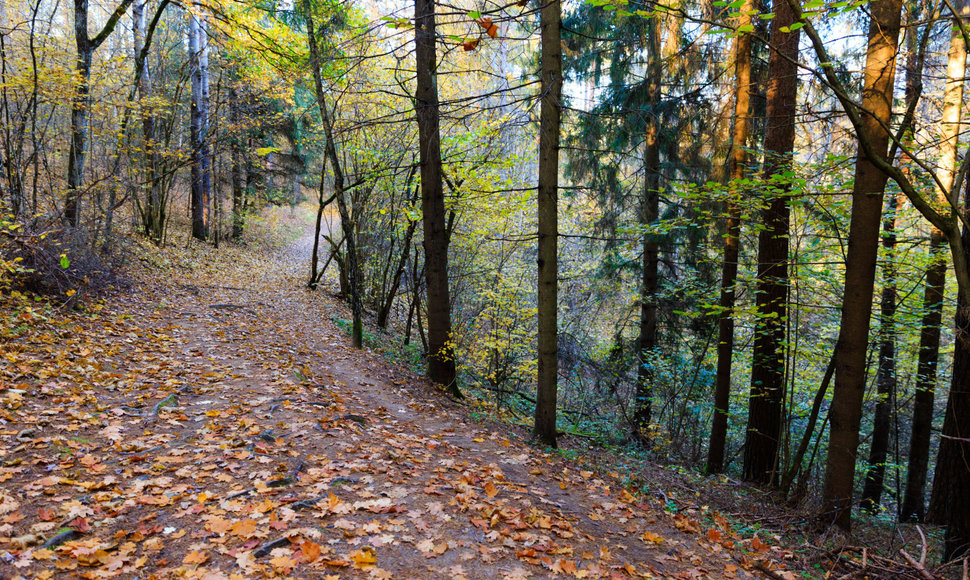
(1, 215, 122, 306)
(330, 316, 425, 374)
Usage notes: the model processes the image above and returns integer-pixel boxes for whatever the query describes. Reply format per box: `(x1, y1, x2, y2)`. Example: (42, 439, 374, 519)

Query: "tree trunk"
(927, 7, 970, 560)
(904, 8, 966, 523)
(740, 0, 800, 484)
(931, 280, 970, 560)
(65, 0, 134, 226)
(415, 0, 459, 395)
(708, 0, 753, 474)
(65, 1, 94, 227)
(633, 14, 661, 441)
(230, 87, 246, 240)
(821, 0, 901, 530)
(860, 191, 900, 512)
(133, 0, 162, 242)
(305, 6, 362, 348)
(534, 0, 562, 448)
(188, 9, 210, 241)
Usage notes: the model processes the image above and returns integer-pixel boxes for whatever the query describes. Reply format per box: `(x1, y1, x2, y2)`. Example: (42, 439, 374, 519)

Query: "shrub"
(0, 215, 120, 303)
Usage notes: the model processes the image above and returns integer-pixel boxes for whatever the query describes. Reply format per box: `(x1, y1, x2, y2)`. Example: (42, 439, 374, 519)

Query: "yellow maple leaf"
(640, 531, 664, 545)
(350, 547, 376, 569)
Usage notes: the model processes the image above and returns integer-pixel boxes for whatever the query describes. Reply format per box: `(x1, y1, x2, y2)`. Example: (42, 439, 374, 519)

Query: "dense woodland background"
(2, 0, 970, 567)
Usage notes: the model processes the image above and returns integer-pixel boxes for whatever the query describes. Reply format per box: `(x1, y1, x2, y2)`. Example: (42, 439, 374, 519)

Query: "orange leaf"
(463, 39, 479, 51)
(301, 541, 322, 563)
(230, 519, 257, 538)
(206, 516, 232, 535)
(183, 551, 209, 566)
(484, 481, 498, 498)
(750, 536, 769, 552)
(270, 554, 295, 574)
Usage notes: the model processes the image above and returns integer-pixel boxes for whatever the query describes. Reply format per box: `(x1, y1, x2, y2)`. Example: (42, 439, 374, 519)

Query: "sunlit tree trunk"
(415, 0, 459, 395)
(927, 6, 970, 560)
(742, 0, 800, 485)
(821, 0, 901, 530)
(906, 8, 966, 523)
(535, 0, 562, 447)
(708, 0, 753, 473)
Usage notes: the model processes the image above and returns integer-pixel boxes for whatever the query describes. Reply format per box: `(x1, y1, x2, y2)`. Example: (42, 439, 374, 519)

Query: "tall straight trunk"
(742, 0, 800, 485)
(65, 3, 94, 226)
(415, 0, 459, 395)
(905, 8, 966, 523)
(633, 15, 661, 440)
(534, 0, 562, 448)
(199, 14, 211, 219)
(927, 8, 970, 560)
(305, 7, 362, 348)
(65, 0, 134, 226)
(931, 243, 970, 560)
(707, 0, 753, 473)
(188, 9, 210, 241)
(230, 87, 246, 240)
(860, 190, 901, 512)
(821, 0, 901, 530)
(133, 0, 163, 242)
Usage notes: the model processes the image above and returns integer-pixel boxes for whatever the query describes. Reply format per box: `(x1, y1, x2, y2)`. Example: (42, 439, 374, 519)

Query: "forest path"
(0, 218, 770, 579)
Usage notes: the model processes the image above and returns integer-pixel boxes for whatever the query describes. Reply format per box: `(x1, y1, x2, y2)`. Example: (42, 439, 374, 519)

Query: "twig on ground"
(900, 549, 937, 580)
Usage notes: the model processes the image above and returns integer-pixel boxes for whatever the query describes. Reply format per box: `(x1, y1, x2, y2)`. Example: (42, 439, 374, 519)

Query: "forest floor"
(1, 209, 822, 579)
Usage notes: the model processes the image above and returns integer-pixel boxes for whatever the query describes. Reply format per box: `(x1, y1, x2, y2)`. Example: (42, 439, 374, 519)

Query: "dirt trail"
(0, 225, 770, 579)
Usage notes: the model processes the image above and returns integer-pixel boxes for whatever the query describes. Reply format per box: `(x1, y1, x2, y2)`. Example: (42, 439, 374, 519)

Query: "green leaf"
(468, 10, 481, 19)
(60, 254, 70, 269)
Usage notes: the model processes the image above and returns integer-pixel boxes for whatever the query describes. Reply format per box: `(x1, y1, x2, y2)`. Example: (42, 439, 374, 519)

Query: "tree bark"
(821, 0, 901, 530)
(740, 0, 800, 485)
(927, 7, 970, 560)
(708, 0, 753, 474)
(133, 0, 163, 242)
(415, 0, 459, 395)
(904, 8, 966, 523)
(860, 190, 900, 512)
(305, 5, 363, 348)
(65, 0, 135, 226)
(633, 13, 661, 442)
(230, 86, 246, 241)
(188, 8, 210, 241)
(930, 281, 970, 560)
(535, 0, 562, 447)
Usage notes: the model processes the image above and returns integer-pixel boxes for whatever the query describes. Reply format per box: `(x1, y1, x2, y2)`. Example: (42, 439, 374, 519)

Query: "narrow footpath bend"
(0, 226, 776, 579)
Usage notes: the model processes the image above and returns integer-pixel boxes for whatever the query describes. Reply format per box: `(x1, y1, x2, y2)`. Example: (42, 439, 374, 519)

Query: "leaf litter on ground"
(0, 209, 799, 579)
